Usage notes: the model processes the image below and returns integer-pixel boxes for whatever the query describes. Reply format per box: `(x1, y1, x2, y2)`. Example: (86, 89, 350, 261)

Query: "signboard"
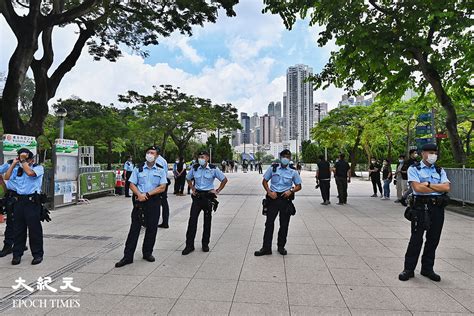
(52, 139, 79, 208)
(415, 138, 434, 145)
(1, 134, 37, 163)
(415, 125, 432, 136)
(79, 172, 115, 197)
(435, 134, 448, 139)
(417, 113, 432, 122)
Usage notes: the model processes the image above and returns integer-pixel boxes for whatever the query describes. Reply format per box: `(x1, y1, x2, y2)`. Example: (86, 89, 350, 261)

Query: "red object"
(435, 134, 448, 138)
(115, 170, 124, 188)
(0, 214, 4, 223)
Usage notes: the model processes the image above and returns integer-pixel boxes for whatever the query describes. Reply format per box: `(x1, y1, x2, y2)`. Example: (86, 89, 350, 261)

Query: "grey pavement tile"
(76, 258, 116, 274)
(373, 269, 438, 288)
(338, 286, 407, 310)
(230, 303, 289, 315)
(181, 278, 237, 302)
(391, 287, 469, 313)
(169, 299, 231, 315)
(290, 305, 350, 315)
(285, 244, 319, 255)
(129, 276, 190, 298)
(286, 266, 335, 285)
(47, 293, 125, 314)
(81, 274, 146, 295)
(240, 257, 286, 283)
(318, 245, 358, 256)
(108, 295, 176, 315)
(432, 271, 474, 289)
(330, 268, 384, 286)
(349, 309, 412, 315)
(442, 258, 474, 276)
(284, 254, 327, 270)
(287, 283, 346, 308)
(323, 255, 371, 270)
(234, 281, 288, 305)
(443, 288, 474, 313)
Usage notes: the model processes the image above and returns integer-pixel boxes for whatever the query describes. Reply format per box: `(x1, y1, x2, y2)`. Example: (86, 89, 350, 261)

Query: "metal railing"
(444, 167, 473, 205)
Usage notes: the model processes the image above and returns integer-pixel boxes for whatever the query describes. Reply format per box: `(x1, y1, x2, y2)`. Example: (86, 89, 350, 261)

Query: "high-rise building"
(274, 101, 282, 120)
(259, 114, 277, 145)
(240, 112, 250, 144)
(268, 102, 275, 116)
(250, 112, 259, 130)
(286, 64, 314, 141)
(282, 92, 288, 141)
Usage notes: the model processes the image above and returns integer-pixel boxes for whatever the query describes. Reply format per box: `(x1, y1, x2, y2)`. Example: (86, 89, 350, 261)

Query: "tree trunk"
(413, 51, 466, 164)
(466, 121, 473, 156)
(161, 133, 168, 157)
(107, 140, 113, 170)
(350, 129, 362, 177)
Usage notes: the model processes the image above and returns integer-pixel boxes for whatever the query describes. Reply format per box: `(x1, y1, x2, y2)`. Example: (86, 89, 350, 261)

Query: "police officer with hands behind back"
(399, 143, 450, 282)
(255, 149, 302, 257)
(182, 150, 228, 255)
(4, 148, 44, 265)
(115, 146, 168, 268)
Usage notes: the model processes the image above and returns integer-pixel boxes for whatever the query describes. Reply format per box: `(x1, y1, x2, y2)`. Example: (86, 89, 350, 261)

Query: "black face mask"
(17, 167, 24, 177)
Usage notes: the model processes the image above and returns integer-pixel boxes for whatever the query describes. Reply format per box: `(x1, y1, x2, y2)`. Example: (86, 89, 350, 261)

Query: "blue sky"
(0, 0, 344, 115)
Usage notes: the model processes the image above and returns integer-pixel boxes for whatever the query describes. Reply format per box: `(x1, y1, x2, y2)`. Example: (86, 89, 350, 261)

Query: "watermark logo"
(11, 277, 81, 309)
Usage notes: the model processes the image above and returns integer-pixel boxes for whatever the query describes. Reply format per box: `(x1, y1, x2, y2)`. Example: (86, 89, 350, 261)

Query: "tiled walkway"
(0, 171, 472, 315)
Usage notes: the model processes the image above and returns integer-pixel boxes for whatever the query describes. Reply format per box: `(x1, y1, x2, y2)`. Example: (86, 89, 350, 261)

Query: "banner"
(2, 134, 37, 156)
(54, 139, 79, 156)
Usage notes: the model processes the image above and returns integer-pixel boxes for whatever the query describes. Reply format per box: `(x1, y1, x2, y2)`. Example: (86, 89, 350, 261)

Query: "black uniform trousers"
(124, 171, 132, 197)
(186, 192, 213, 248)
(263, 195, 291, 250)
(335, 176, 348, 203)
(371, 176, 382, 194)
(3, 190, 16, 248)
(123, 196, 161, 260)
(175, 175, 186, 194)
(12, 197, 43, 258)
(319, 180, 330, 202)
(160, 182, 170, 225)
(404, 204, 445, 272)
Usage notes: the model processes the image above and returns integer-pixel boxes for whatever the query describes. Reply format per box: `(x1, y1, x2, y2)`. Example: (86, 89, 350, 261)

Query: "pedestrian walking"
(316, 155, 331, 205)
(156, 148, 170, 229)
(369, 158, 383, 197)
(333, 154, 351, 205)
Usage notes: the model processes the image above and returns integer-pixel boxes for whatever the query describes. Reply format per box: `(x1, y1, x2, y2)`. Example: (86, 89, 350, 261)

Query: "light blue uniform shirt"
(129, 163, 167, 193)
(9, 164, 44, 195)
(408, 161, 450, 196)
(123, 161, 134, 172)
(156, 155, 169, 178)
(263, 165, 302, 193)
(186, 164, 226, 191)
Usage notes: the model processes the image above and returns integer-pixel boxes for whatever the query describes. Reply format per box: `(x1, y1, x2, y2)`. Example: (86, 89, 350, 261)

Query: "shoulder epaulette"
(413, 161, 442, 176)
(32, 163, 38, 167)
(193, 163, 200, 171)
(209, 164, 216, 169)
(289, 164, 296, 170)
(138, 162, 146, 172)
(271, 163, 279, 172)
(155, 163, 163, 169)
(7, 159, 13, 164)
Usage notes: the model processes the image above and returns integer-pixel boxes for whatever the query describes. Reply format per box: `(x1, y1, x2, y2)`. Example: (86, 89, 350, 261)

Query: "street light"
(55, 107, 67, 139)
(209, 144, 213, 164)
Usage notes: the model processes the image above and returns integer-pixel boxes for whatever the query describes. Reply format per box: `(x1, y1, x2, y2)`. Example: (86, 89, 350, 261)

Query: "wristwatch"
(427, 182, 431, 188)
(20, 160, 26, 164)
(290, 188, 294, 193)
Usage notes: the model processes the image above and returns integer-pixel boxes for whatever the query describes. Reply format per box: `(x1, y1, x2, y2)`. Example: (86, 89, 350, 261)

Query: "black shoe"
(143, 255, 155, 262)
(278, 247, 287, 255)
(371, 194, 378, 197)
(336, 202, 344, 205)
(202, 245, 210, 252)
(11, 257, 21, 265)
(31, 257, 43, 265)
(115, 258, 133, 268)
(420, 270, 441, 282)
(182, 247, 195, 255)
(398, 269, 414, 281)
(0, 245, 13, 257)
(254, 248, 272, 256)
(158, 223, 169, 229)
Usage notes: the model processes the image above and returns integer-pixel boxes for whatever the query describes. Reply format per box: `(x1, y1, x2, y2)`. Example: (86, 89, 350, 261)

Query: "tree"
(215, 136, 232, 163)
(263, 0, 472, 163)
(0, 0, 238, 136)
(119, 85, 240, 158)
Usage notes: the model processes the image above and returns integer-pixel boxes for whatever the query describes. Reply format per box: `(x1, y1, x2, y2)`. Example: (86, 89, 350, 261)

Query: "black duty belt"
(411, 195, 449, 207)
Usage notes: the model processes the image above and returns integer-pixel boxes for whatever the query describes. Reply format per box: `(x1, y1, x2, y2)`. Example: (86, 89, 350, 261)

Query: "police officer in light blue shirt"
(116, 146, 168, 268)
(123, 155, 134, 198)
(182, 150, 228, 255)
(255, 149, 302, 257)
(399, 143, 450, 282)
(0, 160, 20, 257)
(5, 148, 44, 265)
(156, 148, 171, 229)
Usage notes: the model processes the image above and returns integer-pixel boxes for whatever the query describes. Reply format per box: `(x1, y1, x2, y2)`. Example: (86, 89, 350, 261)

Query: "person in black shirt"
(316, 155, 331, 205)
(405, 149, 419, 168)
(368, 158, 382, 197)
(333, 154, 351, 205)
(381, 159, 393, 200)
(394, 154, 408, 203)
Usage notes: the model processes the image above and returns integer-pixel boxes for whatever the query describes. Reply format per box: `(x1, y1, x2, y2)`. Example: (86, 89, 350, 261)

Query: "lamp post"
(55, 108, 67, 139)
(209, 144, 213, 164)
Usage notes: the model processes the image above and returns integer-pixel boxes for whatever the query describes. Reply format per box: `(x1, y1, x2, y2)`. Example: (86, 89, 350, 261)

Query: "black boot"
(254, 248, 272, 256)
(0, 245, 13, 257)
(398, 269, 414, 281)
(420, 270, 441, 282)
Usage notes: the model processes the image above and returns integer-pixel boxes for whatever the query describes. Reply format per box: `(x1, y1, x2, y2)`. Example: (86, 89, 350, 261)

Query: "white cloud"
(162, 35, 204, 64)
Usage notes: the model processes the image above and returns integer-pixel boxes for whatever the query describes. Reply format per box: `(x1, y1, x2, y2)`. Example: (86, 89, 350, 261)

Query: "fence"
(79, 171, 115, 198)
(444, 167, 473, 205)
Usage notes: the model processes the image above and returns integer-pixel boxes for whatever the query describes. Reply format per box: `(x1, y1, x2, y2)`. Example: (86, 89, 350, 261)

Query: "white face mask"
(145, 153, 156, 163)
(371, 160, 376, 164)
(426, 154, 437, 164)
(399, 159, 404, 163)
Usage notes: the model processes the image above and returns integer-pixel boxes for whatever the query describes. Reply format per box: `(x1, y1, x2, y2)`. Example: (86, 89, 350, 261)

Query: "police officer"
(182, 151, 228, 255)
(399, 143, 450, 282)
(0, 160, 19, 257)
(115, 146, 168, 268)
(4, 148, 44, 265)
(156, 147, 171, 229)
(369, 158, 382, 197)
(255, 149, 302, 256)
(123, 155, 134, 198)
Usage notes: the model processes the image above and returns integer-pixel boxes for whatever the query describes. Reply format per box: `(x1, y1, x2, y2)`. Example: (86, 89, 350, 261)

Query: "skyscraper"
(282, 92, 288, 141)
(259, 114, 276, 145)
(274, 101, 282, 120)
(240, 112, 250, 144)
(267, 102, 275, 117)
(286, 64, 314, 141)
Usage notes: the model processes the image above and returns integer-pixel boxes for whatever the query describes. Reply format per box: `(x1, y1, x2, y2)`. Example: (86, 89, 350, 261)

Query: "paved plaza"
(0, 171, 473, 315)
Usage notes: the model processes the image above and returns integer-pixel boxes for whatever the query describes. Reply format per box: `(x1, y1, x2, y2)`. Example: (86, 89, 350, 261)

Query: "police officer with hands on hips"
(182, 150, 228, 255)
(115, 146, 168, 268)
(255, 149, 302, 256)
(399, 143, 450, 282)
(4, 148, 44, 265)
